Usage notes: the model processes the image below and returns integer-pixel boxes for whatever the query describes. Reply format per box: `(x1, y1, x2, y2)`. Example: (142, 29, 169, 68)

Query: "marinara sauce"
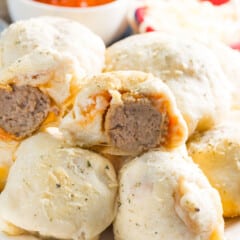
(34, 0, 115, 7)
(200, 0, 229, 5)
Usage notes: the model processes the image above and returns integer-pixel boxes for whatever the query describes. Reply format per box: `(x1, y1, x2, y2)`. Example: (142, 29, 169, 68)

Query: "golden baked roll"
(0, 133, 117, 240)
(187, 123, 240, 217)
(114, 148, 224, 240)
(60, 71, 188, 156)
(105, 32, 231, 136)
(0, 16, 105, 141)
(198, 39, 240, 109)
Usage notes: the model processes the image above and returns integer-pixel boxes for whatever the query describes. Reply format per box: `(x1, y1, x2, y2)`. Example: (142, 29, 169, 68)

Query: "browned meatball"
(105, 93, 169, 153)
(0, 85, 51, 139)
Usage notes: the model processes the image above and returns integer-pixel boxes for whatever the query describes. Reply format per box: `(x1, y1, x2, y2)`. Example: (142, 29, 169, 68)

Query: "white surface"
(7, 0, 128, 45)
(0, 221, 240, 240)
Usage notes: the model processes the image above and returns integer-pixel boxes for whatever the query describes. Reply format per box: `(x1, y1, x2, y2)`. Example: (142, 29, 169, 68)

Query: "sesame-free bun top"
(0, 17, 105, 141)
(105, 32, 231, 136)
(0, 132, 117, 240)
(114, 148, 224, 240)
(0, 16, 105, 105)
(188, 122, 240, 217)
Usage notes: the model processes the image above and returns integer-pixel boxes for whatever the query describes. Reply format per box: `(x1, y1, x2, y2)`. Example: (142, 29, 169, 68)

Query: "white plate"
(0, 221, 240, 240)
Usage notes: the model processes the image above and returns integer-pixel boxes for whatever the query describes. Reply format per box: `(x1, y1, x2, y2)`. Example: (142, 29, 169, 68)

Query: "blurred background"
(0, 0, 129, 44)
(0, 0, 9, 21)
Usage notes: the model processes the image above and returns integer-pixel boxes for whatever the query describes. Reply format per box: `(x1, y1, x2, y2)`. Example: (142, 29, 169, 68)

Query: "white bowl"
(7, 0, 128, 45)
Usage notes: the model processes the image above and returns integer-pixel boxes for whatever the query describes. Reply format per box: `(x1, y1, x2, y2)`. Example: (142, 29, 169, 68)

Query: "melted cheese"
(0, 167, 9, 191)
(188, 125, 240, 217)
(148, 93, 188, 148)
(0, 128, 19, 142)
(0, 140, 19, 191)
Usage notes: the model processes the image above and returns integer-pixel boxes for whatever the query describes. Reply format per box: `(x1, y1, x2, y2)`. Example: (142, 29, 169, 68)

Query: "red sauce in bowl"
(33, 0, 115, 7)
(200, 0, 230, 5)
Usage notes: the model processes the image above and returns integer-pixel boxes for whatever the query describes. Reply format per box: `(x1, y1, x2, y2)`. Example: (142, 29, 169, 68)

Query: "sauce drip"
(34, 0, 115, 7)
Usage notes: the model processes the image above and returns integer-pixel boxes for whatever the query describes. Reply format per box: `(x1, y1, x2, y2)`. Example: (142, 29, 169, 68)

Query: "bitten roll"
(60, 71, 188, 156)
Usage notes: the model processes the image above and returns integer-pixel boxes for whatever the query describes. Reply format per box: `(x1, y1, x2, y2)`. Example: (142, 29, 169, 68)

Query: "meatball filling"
(105, 94, 169, 153)
(0, 85, 51, 139)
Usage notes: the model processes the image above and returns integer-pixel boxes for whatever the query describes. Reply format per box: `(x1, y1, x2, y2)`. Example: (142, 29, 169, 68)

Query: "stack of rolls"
(0, 14, 238, 240)
(105, 32, 232, 135)
(0, 16, 119, 240)
(103, 30, 240, 239)
(0, 16, 105, 189)
(58, 31, 228, 239)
